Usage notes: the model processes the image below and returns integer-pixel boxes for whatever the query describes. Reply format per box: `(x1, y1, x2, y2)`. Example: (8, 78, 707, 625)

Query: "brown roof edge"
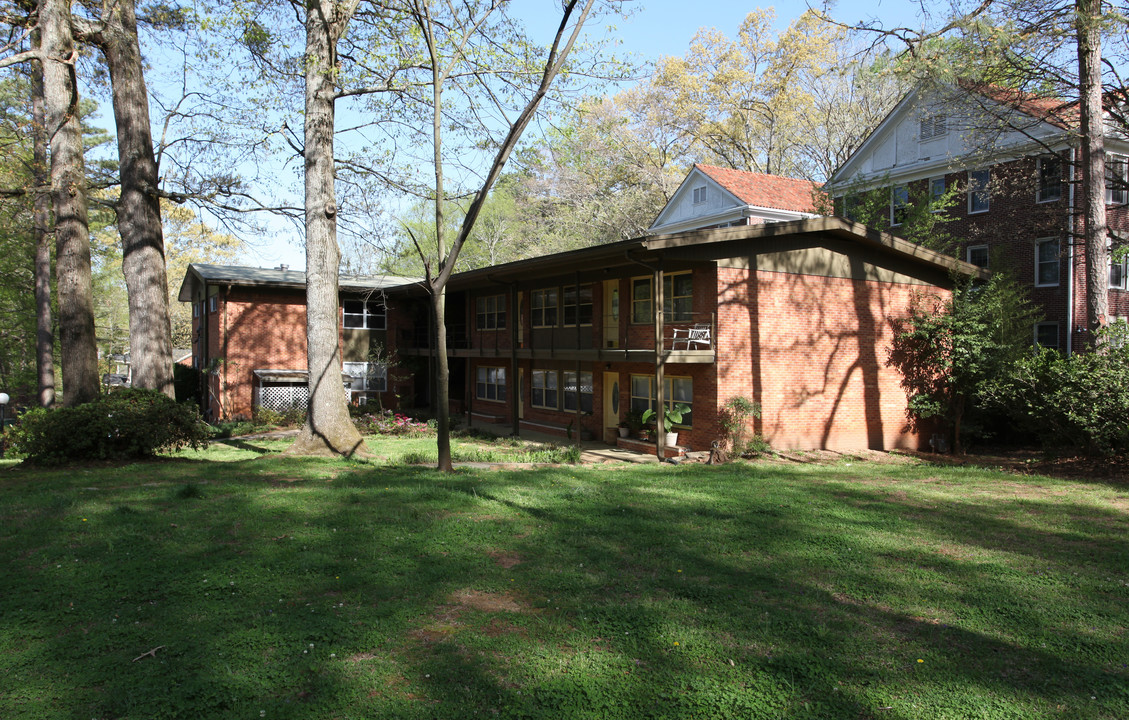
(644, 216, 988, 279)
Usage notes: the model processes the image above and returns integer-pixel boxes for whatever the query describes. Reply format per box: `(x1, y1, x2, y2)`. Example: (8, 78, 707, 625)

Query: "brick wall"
(716, 265, 940, 451)
(889, 153, 1129, 348)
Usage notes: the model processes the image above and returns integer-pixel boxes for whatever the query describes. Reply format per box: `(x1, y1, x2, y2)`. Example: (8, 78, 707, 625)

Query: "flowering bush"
(353, 409, 432, 436)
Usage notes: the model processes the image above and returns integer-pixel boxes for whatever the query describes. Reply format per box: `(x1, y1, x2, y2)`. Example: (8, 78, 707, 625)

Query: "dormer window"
(692, 186, 707, 204)
(920, 114, 947, 141)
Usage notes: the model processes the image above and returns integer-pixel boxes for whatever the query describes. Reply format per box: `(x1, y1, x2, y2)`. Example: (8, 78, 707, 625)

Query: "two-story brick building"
(384, 216, 981, 453)
(825, 82, 1129, 353)
(178, 166, 982, 453)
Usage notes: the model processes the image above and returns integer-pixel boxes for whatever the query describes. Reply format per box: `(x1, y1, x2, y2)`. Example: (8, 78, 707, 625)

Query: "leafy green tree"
(889, 272, 1041, 454)
(834, 174, 963, 253)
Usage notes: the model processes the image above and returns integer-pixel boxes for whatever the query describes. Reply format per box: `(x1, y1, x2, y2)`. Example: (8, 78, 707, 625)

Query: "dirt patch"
(487, 550, 523, 569)
(450, 589, 528, 614)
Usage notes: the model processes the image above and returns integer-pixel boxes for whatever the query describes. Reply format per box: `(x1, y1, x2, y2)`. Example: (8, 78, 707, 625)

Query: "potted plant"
(617, 419, 630, 438)
(641, 403, 691, 446)
(623, 409, 644, 438)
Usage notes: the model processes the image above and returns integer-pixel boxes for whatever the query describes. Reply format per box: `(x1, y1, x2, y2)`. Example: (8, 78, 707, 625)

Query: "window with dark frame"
(1034, 322, 1059, 350)
(342, 299, 386, 329)
(1037, 156, 1062, 203)
(628, 375, 693, 427)
(475, 294, 506, 331)
(562, 371, 593, 413)
(562, 286, 593, 326)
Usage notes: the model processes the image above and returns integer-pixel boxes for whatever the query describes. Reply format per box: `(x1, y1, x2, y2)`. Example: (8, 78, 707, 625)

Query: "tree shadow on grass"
(1, 461, 1126, 719)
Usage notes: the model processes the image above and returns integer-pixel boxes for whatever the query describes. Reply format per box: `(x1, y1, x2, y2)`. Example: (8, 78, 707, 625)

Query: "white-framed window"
(1110, 252, 1127, 290)
(193, 302, 200, 318)
(929, 176, 947, 205)
(890, 185, 909, 226)
(1107, 155, 1127, 205)
(692, 185, 707, 204)
(475, 366, 507, 402)
(530, 288, 558, 328)
(968, 169, 990, 214)
(966, 245, 989, 269)
(343, 361, 387, 397)
(531, 369, 559, 409)
(629, 375, 693, 427)
(562, 285, 593, 326)
(208, 296, 218, 313)
(919, 113, 947, 140)
(476, 294, 506, 331)
(342, 299, 386, 330)
(562, 371, 593, 413)
(1034, 322, 1059, 350)
(1035, 238, 1060, 286)
(1037, 155, 1063, 203)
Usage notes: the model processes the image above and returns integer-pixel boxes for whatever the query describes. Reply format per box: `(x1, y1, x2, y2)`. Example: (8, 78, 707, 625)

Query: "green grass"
(1, 443, 1127, 719)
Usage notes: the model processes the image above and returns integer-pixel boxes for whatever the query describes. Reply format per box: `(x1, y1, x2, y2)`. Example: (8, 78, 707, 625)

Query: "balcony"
(396, 312, 716, 364)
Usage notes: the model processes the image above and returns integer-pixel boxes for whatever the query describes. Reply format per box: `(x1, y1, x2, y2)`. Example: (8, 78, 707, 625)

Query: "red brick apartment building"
(177, 264, 416, 420)
(826, 83, 1129, 353)
(178, 217, 981, 452)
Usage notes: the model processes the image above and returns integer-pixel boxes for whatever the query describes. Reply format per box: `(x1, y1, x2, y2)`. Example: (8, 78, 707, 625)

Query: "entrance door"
(518, 368, 525, 420)
(603, 280, 619, 348)
(603, 371, 619, 437)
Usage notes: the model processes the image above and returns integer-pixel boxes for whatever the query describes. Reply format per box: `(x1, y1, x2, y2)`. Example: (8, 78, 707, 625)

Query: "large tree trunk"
(431, 288, 453, 470)
(99, 0, 175, 396)
(1078, 0, 1109, 345)
(31, 28, 55, 409)
(41, 0, 98, 406)
(288, 0, 368, 457)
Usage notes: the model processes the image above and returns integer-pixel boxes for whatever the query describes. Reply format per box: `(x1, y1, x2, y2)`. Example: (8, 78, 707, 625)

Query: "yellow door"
(603, 371, 619, 434)
(603, 280, 619, 348)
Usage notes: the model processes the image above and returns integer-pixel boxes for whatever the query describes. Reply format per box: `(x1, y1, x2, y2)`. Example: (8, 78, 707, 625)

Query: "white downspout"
(1067, 147, 1076, 356)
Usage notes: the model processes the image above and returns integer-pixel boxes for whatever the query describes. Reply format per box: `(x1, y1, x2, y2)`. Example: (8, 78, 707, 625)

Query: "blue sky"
(234, 1, 928, 269)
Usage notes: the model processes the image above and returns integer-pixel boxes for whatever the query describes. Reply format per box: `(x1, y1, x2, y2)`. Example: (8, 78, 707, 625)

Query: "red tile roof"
(960, 81, 1078, 129)
(695, 164, 824, 214)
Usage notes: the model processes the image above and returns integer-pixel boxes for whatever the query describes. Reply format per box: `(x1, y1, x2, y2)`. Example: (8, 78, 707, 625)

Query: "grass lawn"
(1, 438, 1126, 719)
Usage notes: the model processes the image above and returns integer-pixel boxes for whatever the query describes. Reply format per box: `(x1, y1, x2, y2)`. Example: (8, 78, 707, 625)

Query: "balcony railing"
(396, 312, 716, 355)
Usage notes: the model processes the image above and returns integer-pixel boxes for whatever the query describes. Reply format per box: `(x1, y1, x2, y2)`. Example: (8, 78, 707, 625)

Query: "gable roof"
(826, 82, 1077, 190)
(695, 164, 823, 213)
(177, 263, 420, 302)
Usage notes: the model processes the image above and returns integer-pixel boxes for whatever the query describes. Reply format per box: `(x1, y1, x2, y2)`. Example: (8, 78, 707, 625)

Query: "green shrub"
(982, 332, 1129, 455)
(719, 396, 761, 453)
(253, 405, 305, 428)
(10, 389, 210, 464)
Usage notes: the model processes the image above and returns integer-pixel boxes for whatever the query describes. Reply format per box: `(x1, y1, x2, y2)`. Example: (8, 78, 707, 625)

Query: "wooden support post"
(510, 283, 520, 438)
(654, 267, 665, 459)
